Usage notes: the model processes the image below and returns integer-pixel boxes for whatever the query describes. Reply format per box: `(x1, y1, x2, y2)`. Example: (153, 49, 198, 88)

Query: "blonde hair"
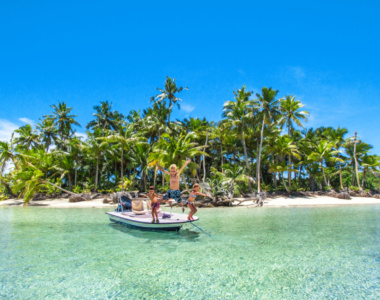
(169, 164, 177, 171)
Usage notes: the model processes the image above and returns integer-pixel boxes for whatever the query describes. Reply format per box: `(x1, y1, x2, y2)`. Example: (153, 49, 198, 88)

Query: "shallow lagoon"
(1, 205, 380, 299)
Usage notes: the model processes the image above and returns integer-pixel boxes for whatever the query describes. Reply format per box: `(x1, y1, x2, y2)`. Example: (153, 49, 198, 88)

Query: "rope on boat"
(189, 222, 214, 238)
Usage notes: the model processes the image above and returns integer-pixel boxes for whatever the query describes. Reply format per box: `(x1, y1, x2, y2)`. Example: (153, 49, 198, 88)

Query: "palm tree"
(223, 86, 256, 189)
(103, 124, 142, 190)
(82, 130, 110, 191)
(13, 124, 40, 150)
(149, 132, 206, 191)
(86, 101, 120, 134)
(361, 154, 380, 188)
(130, 143, 150, 191)
(344, 134, 372, 189)
(211, 164, 250, 199)
(267, 134, 301, 189)
(269, 162, 298, 192)
(142, 103, 169, 143)
(256, 87, 281, 192)
(152, 76, 188, 124)
(279, 95, 309, 188)
(36, 116, 58, 152)
(308, 140, 343, 189)
(46, 101, 81, 147)
(324, 127, 348, 189)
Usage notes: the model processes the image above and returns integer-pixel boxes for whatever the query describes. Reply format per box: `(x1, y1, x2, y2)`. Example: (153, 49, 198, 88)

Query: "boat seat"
(132, 200, 147, 215)
(145, 199, 162, 213)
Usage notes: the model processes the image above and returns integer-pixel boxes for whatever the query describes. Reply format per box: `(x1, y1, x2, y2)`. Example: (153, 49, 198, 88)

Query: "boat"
(106, 211, 198, 231)
(106, 192, 198, 231)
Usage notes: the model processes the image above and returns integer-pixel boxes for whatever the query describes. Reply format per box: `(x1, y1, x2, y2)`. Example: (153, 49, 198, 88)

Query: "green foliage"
(1, 80, 378, 204)
(349, 186, 359, 192)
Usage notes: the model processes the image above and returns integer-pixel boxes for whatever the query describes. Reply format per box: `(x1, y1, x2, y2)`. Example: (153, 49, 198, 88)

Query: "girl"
(186, 184, 209, 221)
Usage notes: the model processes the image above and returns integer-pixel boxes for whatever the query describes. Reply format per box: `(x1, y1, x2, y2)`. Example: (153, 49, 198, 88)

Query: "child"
(186, 183, 209, 221)
(147, 186, 161, 223)
(157, 159, 191, 212)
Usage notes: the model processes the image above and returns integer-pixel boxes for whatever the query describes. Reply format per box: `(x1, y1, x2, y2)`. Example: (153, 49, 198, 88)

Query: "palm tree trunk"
(288, 124, 292, 189)
(339, 161, 343, 190)
(220, 143, 224, 173)
(95, 155, 99, 191)
(240, 130, 251, 190)
(362, 168, 366, 188)
(203, 132, 209, 182)
(321, 160, 328, 188)
(353, 134, 362, 190)
(153, 166, 157, 189)
(257, 117, 265, 192)
(68, 174, 72, 191)
(181, 174, 189, 193)
(41, 180, 77, 195)
(298, 165, 302, 187)
(74, 162, 77, 187)
(272, 156, 277, 188)
(121, 147, 124, 191)
(281, 172, 289, 192)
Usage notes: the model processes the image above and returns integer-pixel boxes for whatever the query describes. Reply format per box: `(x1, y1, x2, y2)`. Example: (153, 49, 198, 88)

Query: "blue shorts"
(162, 190, 182, 203)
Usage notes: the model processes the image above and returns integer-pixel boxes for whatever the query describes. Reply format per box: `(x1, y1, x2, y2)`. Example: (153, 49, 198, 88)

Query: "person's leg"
(151, 208, 155, 223)
(192, 205, 197, 220)
(155, 209, 159, 223)
(187, 203, 192, 220)
(189, 204, 195, 220)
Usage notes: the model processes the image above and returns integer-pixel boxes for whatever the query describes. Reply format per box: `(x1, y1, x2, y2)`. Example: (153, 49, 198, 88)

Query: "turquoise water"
(1, 205, 380, 299)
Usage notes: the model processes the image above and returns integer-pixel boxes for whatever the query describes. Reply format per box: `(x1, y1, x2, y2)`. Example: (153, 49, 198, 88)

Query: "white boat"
(106, 211, 199, 231)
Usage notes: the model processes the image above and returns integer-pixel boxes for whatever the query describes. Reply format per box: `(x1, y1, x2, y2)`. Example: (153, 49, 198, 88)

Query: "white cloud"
(19, 117, 34, 125)
(0, 119, 18, 142)
(181, 104, 195, 113)
(75, 132, 87, 140)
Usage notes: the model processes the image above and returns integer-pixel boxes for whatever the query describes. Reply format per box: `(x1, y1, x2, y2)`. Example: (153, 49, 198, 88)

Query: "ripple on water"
(1, 205, 380, 299)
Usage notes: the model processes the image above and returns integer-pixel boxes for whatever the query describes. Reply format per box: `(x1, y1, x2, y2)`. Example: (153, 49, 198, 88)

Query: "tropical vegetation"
(1, 77, 379, 205)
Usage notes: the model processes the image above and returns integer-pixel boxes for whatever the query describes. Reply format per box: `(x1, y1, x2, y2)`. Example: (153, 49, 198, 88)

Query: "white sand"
(234, 196, 380, 207)
(1, 195, 380, 208)
(0, 198, 116, 208)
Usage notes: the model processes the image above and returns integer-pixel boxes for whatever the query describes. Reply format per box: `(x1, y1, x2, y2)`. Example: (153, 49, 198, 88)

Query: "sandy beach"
(1, 195, 380, 208)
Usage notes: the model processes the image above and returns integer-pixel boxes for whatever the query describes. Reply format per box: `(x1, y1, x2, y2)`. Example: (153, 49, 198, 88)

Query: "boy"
(147, 186, 161, 223)
(158, 158, 191, 212)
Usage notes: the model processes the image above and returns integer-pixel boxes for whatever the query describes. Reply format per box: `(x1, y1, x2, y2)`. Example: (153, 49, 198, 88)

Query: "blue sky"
(0, 0, 379, 154)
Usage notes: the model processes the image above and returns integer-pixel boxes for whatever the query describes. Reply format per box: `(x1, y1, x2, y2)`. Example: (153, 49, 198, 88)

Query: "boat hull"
(106, 211, 198, 231)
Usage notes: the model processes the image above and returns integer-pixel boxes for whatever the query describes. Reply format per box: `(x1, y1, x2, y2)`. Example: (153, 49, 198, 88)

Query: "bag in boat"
(162, 213, 171, 219)
(116, 196, 132, 212)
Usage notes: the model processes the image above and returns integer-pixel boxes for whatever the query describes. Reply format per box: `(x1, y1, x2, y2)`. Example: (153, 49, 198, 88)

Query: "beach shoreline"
(1, 195, 380, 208)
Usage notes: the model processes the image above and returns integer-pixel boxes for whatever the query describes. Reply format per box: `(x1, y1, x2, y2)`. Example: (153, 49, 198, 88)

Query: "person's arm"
(157, 164, 170, 174)
(195, 191, 212, 198)
(178, 158, 191, 175)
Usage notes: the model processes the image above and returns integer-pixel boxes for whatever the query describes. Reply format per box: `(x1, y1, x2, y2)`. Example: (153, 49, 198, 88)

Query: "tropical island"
(1, 77, 379, 207)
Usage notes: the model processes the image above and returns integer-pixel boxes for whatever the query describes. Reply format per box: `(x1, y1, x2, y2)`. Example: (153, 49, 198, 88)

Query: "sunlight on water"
(1, 205, 380, 299)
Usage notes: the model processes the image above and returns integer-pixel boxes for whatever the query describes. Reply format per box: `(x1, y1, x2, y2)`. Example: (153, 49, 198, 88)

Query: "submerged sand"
(1, 195, 380, 208)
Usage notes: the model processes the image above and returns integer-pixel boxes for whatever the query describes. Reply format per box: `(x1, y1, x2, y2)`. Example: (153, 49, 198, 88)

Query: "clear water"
(1, 205, 380, 299)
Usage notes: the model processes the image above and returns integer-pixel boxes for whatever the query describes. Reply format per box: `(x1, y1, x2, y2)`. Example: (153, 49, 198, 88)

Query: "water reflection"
(109, 223, 201, 241)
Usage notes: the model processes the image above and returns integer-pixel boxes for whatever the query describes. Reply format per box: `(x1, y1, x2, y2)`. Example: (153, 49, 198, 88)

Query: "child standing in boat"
(186, 183, 209, 221)
(157, 159, 191, 212)
(147, 186, 161, 223)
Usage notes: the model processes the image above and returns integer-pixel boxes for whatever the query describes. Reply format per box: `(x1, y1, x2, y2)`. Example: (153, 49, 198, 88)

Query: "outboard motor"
(116, 194, 132, 212)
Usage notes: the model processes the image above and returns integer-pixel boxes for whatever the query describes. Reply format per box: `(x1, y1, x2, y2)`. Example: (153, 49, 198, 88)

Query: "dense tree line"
(1, 77, 379, 204)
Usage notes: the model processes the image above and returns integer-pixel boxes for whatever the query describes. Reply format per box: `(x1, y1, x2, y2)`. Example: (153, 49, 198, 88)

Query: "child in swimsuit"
(157, 159, 191, 212)
(186, 183, 209, 221)
(147, 186, 161, 223)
